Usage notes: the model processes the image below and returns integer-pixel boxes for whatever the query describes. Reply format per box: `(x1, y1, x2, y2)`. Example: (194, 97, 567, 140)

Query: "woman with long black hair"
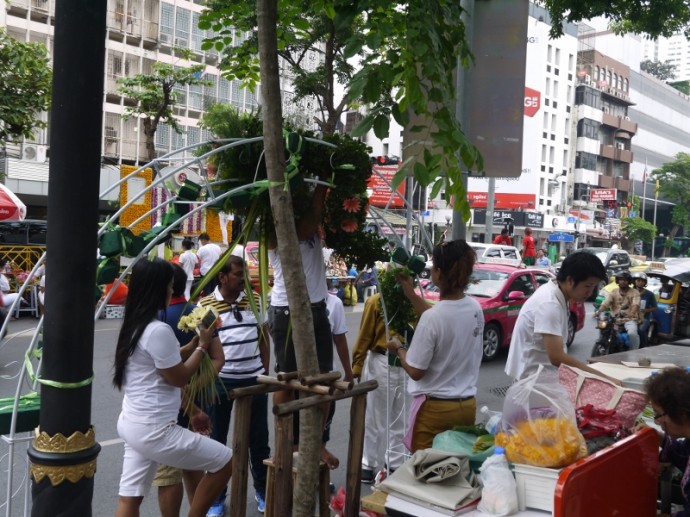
(387, 240, 484, 452)
(113, 258, 232, 517)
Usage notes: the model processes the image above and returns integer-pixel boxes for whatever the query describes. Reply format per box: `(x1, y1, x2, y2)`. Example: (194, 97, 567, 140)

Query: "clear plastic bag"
(496, 365, 587, 468)
(477, 447, 518, 516)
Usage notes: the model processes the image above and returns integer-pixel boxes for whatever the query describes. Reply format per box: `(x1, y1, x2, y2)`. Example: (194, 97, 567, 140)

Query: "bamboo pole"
(276, 371, 300, 382)
(332, 380, 355, 391)
(228, 383, 281, 399)
(273, 414, 294, 517)
(273, 381, 378, 416)
(258, 375, 336, 396)
(229, 396, 252, 517)
(345, 394, 368, 516)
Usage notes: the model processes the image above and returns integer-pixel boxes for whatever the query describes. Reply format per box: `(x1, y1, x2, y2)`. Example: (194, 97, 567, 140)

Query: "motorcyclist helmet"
(615, 271, 632, 284)
(630, 271, 647, 286)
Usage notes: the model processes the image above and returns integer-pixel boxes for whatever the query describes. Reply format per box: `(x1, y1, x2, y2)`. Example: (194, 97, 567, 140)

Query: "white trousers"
(361, 353, 409, 471)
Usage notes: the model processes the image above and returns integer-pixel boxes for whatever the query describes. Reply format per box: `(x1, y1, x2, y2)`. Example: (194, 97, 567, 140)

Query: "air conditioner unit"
(555, 204, 564, 213)
(105, 126, 118, 140)
(175, 38, 188, 47)
(584, 74, 591, 85)
(22, 144, 47, 163)
(159, 33, 171, 44)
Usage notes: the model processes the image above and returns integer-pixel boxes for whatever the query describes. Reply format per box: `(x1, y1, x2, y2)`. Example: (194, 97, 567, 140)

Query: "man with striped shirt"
(201, 255, 270, 516)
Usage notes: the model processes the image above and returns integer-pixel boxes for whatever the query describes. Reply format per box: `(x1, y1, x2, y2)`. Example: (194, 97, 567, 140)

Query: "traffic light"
(372, 155, 400, 165)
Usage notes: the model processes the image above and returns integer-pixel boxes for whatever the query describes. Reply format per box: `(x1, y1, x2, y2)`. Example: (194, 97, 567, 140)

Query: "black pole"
(27, 2, 106, 516)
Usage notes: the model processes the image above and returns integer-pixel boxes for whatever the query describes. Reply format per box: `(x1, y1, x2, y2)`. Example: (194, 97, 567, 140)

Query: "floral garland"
(198, 106, 387, 269)
(378, 266, 418, 340)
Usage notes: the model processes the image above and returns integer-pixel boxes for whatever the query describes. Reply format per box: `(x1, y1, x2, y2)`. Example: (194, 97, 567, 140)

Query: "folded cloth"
(412, 449, 463, 483)
(381, 448, 482, 511)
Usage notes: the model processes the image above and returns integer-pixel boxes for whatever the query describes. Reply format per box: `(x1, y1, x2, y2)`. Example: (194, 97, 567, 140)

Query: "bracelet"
(195, 346, 207, 355)
(198, 342, 210, 350)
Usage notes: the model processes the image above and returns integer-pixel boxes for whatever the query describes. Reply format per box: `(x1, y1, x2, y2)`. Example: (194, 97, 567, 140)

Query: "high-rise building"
(642, 33, 690, 82)
(0, 0, 318, 217)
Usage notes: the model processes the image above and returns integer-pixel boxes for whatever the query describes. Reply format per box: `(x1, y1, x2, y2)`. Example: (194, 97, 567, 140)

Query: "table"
(589, 343, 690, 369)
(11, 284, 38, 319)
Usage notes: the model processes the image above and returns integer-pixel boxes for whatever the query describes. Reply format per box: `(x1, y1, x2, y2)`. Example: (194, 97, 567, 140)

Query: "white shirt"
(121, 320, 182, 424)
(268, 234, 328, 306)
(197, 242, 222, 275)
(0, 274, 9, 294)
(326, 293, 347, 335)
(406, 297, 484, 398)
(505, 280, 569, 380)
(178, 249, 197, 279)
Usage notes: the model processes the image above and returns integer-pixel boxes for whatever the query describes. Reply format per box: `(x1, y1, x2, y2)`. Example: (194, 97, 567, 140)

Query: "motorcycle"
(591, 310, 630, 357)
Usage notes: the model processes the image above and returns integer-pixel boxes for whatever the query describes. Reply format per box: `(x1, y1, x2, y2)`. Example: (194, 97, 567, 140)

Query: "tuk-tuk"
(648, 259, 690, 343)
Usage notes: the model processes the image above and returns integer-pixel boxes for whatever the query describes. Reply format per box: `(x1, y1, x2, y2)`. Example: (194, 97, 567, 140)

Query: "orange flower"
(342, 197, 361, 213)
(341, 219, 358, 233)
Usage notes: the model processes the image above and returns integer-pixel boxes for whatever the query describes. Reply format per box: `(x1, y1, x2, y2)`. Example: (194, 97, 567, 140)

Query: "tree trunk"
(256, 1, 322, 515)
(143, 118, 156, 163)
(664, 225, 681, 257)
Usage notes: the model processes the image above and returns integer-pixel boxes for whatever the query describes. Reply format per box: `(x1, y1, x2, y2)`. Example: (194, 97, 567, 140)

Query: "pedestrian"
(112, 258, 232, 517)
(493, 228, 513, 246)
(594, 271, 641, 350)
(645, 367, 690, 517)
(178, 238, 198, 301)
(352, 291, 411, 482)
(200, 255, 270, 516)
(267, 169, 339, 467)
(632, 271, 657, 348)
(522, 228, 536, 266)
(154, 264, 224, 517)
(535, 248, 551, 267)
(197, 233, 222, 295)
(505, 251, 620, 383)
(355, 265, 378, 301)
(387, 240, 484, 452)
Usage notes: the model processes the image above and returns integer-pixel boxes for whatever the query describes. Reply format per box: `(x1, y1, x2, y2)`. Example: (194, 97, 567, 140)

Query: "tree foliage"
(640, 59, 677, 81)
(669, 80, 690, 95)
(201, 0, 479, 221)
(622, 216, 656, 245)
(653, 153, 690, 252)
(543, 0, 690, 39)
(117, 48, 210, 161)
(0, 29, 52, 142)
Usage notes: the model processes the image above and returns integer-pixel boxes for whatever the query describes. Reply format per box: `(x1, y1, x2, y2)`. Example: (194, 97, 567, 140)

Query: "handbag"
(558, 364, 646, 429)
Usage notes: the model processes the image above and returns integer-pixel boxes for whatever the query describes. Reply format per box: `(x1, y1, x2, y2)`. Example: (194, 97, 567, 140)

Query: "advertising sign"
(368, 165, 405, 208)
(590, 189, 617, 202)
(524, 87, 541, 117)
(472, 209, 544, 228)
(468, 192, 537, 210)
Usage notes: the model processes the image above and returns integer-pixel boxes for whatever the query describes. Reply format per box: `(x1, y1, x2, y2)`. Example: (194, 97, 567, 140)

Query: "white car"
(419, 242, 522, 278)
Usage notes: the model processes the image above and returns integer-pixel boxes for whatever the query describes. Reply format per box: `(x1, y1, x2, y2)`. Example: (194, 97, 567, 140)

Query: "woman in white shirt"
(387, 240, 484, 452)
(112, 258, 232, 517)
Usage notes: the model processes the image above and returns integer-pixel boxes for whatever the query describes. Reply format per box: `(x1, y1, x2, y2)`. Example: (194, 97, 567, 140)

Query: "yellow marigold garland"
(495, 417, 588, 468)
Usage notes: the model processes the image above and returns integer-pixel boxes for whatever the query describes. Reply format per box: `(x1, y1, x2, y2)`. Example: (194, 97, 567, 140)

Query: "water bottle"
(478, 446, 519, 515)
(481, 406, 502, 435)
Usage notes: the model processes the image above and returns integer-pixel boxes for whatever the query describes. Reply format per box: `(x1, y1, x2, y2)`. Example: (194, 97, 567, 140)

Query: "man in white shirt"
(505, 251, 619, 383)
(196, 233, 222, 295)
(177, 239, 198, 300)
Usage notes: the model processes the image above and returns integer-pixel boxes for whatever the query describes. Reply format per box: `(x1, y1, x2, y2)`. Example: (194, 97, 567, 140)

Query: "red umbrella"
(0, 183, 26, 221)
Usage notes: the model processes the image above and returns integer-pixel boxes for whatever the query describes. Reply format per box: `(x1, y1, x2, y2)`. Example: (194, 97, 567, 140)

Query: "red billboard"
(368, 165, 406, 208)
(590, 189, 617, 202)
(468, 192, 536, 210)
(524, 87, 541, 117)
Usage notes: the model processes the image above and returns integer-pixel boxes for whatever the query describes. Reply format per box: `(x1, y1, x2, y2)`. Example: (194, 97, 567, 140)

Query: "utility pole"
(27, 2, 106, 515)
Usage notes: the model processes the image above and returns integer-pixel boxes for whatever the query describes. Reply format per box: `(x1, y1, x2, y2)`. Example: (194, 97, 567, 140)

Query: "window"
(506, 274, 535, 298)
(160, 2, 174, 37)
(577, 119, 600, 139)
(575, 151, 597, 171)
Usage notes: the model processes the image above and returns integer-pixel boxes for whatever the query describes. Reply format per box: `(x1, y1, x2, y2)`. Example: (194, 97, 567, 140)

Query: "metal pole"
(484, 177, 496, 244)
(27, 1, 106, 515)
(652, 180, 659, 259)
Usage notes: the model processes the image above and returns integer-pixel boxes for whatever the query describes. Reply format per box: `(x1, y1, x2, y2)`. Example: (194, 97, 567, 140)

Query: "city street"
(0, 300, 601, 516)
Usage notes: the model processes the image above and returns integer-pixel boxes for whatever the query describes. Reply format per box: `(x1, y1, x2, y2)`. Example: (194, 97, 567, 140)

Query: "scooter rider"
(632, 271, 657, 348)
(595, 271, 641, 349)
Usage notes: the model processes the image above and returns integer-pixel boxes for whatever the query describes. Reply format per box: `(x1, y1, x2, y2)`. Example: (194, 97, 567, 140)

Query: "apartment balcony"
(598, 175, 630, 193)
(601, 112, 638, 135)
(7, 0, 54, 21)
(600, 144, 633, 164)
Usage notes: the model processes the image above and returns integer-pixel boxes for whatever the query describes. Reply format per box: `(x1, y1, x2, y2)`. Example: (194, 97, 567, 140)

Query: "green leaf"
(373, 115, 390, 139)
(350, 114, 375, 138)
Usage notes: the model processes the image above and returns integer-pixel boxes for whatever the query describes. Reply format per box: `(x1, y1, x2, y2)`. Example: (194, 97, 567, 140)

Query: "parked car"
(553, 248, 631, 300)
(420, 264, 585, 360)
(420, 243, 522, 279)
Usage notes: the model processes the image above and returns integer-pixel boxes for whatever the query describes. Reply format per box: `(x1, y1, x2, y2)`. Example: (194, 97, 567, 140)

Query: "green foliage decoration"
(377, 266, 418, 340)
(198, 106, 387, 269)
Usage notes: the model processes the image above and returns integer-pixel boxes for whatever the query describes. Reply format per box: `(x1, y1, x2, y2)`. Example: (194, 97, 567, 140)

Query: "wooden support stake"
(332, 380, 354, 391)
(229, 396, 252, 517)
(276, 371, 300, 382)
(228, 383, 281, 399)
(258, 375, 336, 396)
(273, 414, 293, 517)
(273, 380, 378, 416)
(345, 393, 367, 517)
(300, 371, 341, 386)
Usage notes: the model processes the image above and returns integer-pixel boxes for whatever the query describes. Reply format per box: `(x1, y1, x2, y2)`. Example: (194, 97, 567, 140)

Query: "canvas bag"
(558, 364, 647, 429)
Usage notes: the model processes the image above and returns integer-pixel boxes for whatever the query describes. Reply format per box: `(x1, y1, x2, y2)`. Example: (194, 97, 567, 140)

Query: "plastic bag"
(433, 430, 495, 464)
(495, 365, 587, 468)
(477, 447, 518, 516)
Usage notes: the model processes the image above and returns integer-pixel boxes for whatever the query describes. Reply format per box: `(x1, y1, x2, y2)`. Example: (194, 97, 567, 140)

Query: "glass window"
(175, 7, 190, 46)
(506, 274, 535, 297)
(160, 2, 174, 37)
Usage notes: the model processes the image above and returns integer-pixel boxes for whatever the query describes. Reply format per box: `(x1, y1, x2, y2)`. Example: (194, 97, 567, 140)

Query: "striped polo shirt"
(200, 288, 264, 379)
